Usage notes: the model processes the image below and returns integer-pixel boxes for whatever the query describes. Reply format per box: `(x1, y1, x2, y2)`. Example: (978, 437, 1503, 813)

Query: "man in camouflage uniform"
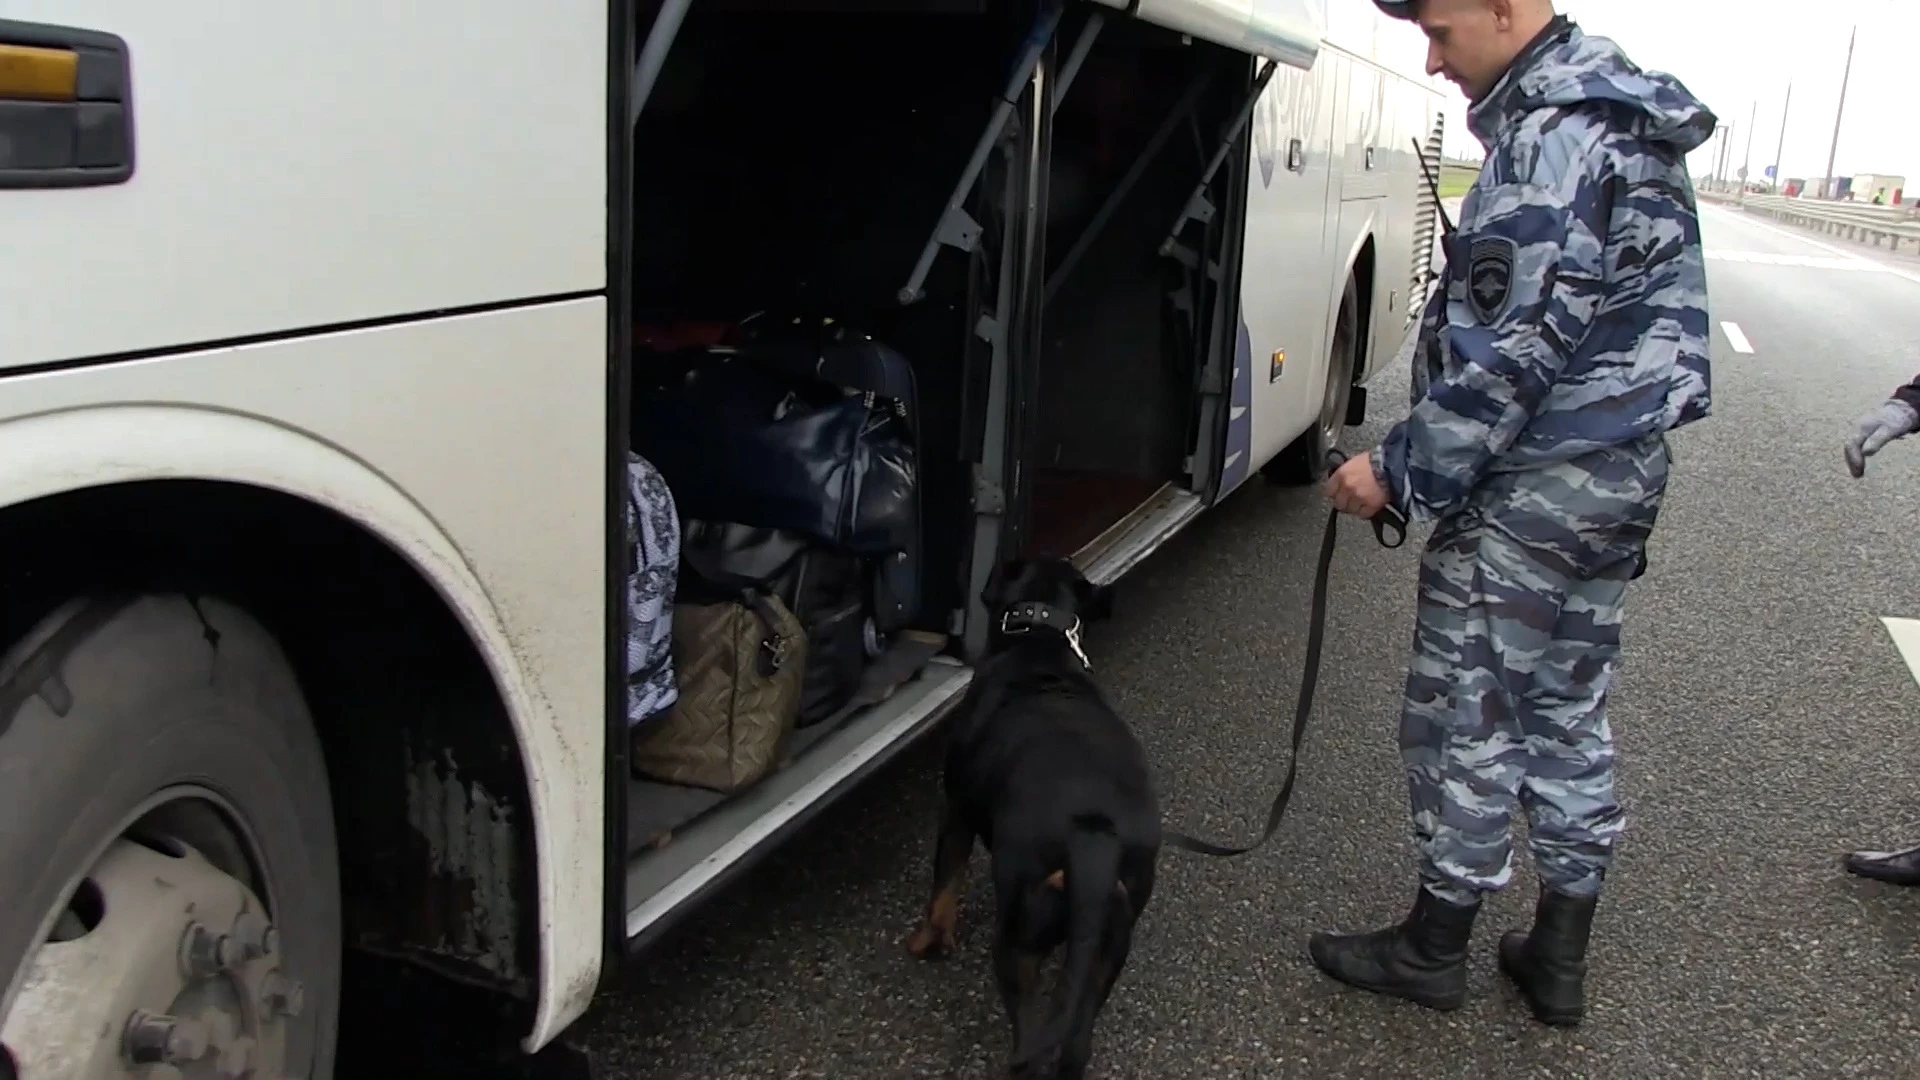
(1316, 0, 1716, 1026)
(1840, 372, 1920, 887)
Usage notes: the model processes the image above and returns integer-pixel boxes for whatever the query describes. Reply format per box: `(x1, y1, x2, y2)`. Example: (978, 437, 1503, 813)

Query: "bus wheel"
(0, 596, 341, 1080)
(1263, 276, 1361, 487)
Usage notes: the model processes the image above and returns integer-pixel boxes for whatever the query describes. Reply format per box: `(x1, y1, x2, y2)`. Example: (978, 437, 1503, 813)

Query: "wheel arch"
(1347, 232, 1378, 385)
(1317, 226, 1376, 403)
(0, 404, 584, 1050)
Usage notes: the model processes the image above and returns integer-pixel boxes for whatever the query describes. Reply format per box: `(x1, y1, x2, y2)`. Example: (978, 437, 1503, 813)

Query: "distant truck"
(1851, 172, 1906, 205)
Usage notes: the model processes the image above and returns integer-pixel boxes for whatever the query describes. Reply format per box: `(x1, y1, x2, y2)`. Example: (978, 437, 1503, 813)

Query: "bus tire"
(1263, 275, 1361, 487)
(0, 595, 341, 1080)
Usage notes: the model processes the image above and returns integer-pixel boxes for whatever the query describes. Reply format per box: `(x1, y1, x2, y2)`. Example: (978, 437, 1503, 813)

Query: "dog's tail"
(1055, 812, 1127, 1076)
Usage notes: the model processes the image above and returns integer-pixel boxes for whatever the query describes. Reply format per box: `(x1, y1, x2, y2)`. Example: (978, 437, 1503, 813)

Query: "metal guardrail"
(1729, 193, 1920, 252)
(1754, 193, 1914, 222)
(1700, 187, 1912, 218)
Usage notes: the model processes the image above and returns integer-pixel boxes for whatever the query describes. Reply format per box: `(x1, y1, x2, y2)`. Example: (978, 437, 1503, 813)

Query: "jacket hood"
(1468, 18, 1717, 156)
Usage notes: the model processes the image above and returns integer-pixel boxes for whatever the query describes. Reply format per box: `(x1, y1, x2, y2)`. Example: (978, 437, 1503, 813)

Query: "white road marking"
(1230, 406, 1247, 420)
(1720, 321, 1754, 354)
(1700, 203, 1920, 287)
(1704, 249, 1888, 272)
(1882, 616, 1920, 688)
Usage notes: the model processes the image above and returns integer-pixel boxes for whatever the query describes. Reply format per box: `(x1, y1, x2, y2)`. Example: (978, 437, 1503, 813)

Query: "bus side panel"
(1373, 82, 1414, 370)
(0, 302, 609, 1049)
(1361, 80, 1441, 386)
(1240, 51, 1341, 472)
(1337, 59, 1389, 203)
(0, 0, 607, 369)
(1356, 76, 1405, 380)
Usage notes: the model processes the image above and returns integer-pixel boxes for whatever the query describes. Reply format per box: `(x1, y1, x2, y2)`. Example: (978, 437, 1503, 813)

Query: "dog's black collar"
(998, 602, 1092, 669)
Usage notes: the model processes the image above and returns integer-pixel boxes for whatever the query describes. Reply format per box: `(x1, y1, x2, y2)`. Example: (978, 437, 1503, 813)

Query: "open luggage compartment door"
(1014, 13, 1263, 584)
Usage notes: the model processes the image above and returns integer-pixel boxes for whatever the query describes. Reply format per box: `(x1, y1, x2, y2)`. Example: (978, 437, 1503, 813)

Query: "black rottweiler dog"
(905, 557, 1161, 1079)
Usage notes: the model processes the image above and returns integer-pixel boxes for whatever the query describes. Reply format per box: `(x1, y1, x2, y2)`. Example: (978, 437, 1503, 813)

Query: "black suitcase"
(774, 545, 871, 728)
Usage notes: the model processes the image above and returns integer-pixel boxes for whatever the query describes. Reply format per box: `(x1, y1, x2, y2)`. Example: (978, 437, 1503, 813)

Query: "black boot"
(1307, 886, 1480, 1011)
(1843, 840, 1920, 887)
(1497, 887, 1598, 1026)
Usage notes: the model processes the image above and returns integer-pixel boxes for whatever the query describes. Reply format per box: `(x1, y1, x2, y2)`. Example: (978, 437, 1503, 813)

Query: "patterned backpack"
(625, 452, 681, 727)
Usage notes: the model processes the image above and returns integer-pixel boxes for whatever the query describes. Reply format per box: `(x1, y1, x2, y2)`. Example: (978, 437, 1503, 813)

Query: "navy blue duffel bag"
(631, 316, 921, 633)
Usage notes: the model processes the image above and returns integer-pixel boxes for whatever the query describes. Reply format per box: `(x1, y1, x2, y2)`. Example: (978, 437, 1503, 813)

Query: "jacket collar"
(1466, 14, 1577, 149)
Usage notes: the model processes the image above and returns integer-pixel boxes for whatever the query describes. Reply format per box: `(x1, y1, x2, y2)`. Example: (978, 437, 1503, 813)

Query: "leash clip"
(1064, 620, 1092, 671)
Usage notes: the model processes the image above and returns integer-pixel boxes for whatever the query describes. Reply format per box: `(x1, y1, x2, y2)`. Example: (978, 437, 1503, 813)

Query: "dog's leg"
(1053, 892, 1136, 1080)
(990, 857, 1067, 1076)
(998, 914, 1044, 1068)
(905, 803, 973, 959)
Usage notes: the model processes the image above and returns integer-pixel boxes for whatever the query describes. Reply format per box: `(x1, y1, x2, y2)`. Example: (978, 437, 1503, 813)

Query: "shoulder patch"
(1465, 236, 1516, 324)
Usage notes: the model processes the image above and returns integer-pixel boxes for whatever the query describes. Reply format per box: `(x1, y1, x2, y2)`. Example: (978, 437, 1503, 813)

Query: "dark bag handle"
(740, 590, 795, 678)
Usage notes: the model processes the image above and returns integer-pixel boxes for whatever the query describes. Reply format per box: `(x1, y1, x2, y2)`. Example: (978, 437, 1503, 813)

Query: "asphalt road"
(574, 202, 1920, 1079)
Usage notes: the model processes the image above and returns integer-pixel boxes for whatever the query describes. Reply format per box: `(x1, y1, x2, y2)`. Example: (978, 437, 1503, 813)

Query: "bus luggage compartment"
(620, 0, 1248, 941)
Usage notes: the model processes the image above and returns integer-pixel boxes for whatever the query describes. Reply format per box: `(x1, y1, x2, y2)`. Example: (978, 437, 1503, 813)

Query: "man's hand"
(1845, 399, 1919, 478)
(1325, 452, 1388, 518)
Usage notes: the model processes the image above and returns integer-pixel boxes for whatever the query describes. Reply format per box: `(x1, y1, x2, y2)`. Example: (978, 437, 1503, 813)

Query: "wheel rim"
(2, 787, 301, 1080)
(1318, 310, 1354, 450)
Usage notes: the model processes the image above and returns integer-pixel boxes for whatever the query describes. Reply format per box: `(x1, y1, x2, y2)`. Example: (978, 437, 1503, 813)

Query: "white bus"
(0, 1, 1442, 1076)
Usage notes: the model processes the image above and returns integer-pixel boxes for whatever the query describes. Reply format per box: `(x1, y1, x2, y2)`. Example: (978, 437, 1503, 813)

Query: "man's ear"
(982, 558, 1029, 613)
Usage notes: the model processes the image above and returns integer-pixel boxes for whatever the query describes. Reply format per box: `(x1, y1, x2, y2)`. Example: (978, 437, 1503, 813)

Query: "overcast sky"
(1359, 0, 1914, 186)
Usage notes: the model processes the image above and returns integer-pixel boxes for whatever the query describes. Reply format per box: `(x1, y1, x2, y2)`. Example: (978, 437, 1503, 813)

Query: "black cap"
(1374, 0, 1417, 18)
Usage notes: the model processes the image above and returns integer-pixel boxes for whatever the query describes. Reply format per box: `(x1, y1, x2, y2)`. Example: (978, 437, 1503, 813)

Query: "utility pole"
(1822, 24, 1856, 199)
(1738, 98, 1757, 201)
(1772, 79, 1792, 193)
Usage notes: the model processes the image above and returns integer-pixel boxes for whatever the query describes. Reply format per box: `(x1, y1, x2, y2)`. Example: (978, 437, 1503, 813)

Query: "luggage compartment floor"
(1023, 468, 1168, 560)
(624, 630, 950, 857)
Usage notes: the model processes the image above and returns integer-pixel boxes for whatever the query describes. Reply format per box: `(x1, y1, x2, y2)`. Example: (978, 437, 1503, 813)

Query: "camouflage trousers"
(1400, 434, 1670, 906)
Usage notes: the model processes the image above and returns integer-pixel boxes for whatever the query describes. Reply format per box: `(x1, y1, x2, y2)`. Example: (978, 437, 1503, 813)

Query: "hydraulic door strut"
(898, 0, 1075, 305)
(1157, 58, 1278, 267)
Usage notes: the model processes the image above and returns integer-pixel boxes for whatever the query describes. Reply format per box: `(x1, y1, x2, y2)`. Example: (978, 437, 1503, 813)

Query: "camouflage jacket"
(1372, 16, 1718, 525)
(1894, 370, 1920, 416)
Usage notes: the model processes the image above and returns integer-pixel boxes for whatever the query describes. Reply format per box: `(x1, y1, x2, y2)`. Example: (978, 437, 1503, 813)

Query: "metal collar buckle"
(997, 605, 1092, 671)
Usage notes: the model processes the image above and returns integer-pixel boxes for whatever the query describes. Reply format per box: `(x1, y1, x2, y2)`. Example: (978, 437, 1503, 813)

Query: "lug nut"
(262, 971, 305, 1018)
(123, 1012, 210, 1066)
(231, 911, 276, 960)
(181, 922, 242, 978)
(216, 1035, 255, 1080)
(124, 1011, 172, 1064)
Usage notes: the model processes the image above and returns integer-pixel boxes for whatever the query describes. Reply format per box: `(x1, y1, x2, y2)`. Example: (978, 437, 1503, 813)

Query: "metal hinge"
(971, 465, 1006, 515)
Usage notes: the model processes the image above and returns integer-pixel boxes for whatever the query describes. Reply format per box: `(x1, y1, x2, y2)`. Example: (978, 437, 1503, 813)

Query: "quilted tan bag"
(631, 590, 806, 793)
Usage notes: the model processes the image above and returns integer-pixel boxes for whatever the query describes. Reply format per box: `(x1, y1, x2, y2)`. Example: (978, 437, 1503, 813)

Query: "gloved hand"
(1845, 399, 1920, 477)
